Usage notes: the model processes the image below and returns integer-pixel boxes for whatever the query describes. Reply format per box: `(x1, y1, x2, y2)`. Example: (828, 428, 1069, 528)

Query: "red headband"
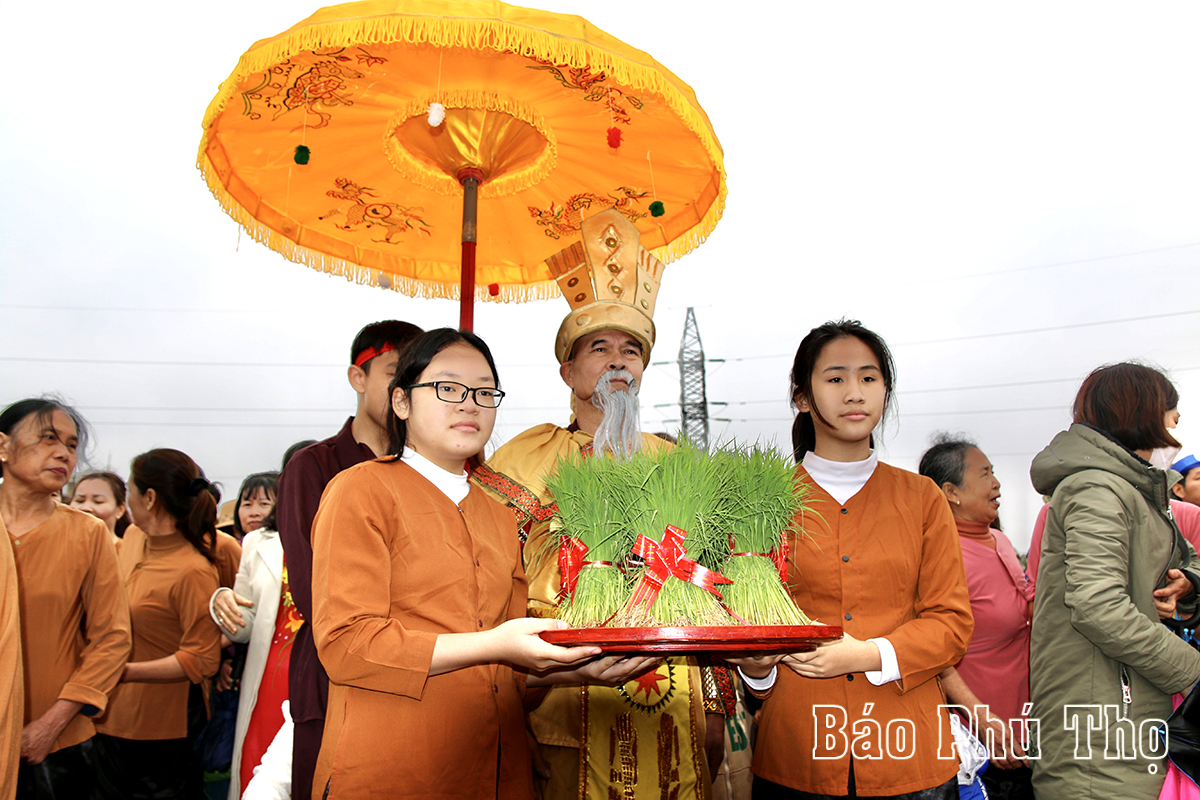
(353, 342, 397, 368)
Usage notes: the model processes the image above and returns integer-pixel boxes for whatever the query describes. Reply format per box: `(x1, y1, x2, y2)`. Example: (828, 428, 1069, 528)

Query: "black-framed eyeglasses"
(411, 381, 506, 408)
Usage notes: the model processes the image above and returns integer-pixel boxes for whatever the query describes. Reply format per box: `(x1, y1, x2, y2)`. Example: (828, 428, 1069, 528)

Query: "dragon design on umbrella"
(241, 47, 388, 129)
(526, 59, 644, 125)
(529, 187, 649, 240)
(319, 178, 433, 242)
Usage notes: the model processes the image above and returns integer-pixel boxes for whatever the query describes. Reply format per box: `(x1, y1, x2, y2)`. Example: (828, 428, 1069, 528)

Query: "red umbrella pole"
(458, 168, 484, 331)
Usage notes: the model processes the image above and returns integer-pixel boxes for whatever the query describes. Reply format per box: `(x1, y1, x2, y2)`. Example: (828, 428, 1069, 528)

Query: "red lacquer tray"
(539, 624, 842, 654)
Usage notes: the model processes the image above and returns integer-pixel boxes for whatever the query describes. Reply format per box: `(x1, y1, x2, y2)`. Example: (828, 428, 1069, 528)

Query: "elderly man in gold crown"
(473, 209, 733, 800)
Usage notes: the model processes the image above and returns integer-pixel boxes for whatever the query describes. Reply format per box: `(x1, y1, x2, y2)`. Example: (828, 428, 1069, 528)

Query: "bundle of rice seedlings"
(717, 444, 814, 625)
(613, 442, 736, 627)
(545, 453, 637, 627)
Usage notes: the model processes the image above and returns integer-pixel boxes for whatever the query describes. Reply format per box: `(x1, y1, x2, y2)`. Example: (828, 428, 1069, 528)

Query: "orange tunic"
(311, 459, 532, 799)
(213, 531, 242, 589)
(752, 462, 973, 796)
(1, 516, 22, 800)
(95, 526, 221, 740)
(10, 504, 131, 752)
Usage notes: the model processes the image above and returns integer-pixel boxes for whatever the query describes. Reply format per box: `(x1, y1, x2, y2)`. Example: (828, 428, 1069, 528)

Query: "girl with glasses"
(308, 328, 656, 799)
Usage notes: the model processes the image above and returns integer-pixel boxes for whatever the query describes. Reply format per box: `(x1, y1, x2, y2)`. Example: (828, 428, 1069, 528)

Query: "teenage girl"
(309, 328, 656, 799)
(738, 320, 973, 800)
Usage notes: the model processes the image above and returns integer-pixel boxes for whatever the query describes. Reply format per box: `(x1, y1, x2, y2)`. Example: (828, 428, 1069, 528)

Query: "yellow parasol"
(198, 0, 725, 329)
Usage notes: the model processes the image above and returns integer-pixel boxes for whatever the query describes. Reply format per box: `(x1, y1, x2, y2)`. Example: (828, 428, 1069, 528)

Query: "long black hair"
(130, 449, 218, 563)
(385, 328, 500, 470)
(789, 319, 896, 463)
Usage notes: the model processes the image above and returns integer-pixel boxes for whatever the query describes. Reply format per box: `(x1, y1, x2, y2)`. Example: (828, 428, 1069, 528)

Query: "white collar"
(402, 447, 470, 504)
(803, 450, 879, 506)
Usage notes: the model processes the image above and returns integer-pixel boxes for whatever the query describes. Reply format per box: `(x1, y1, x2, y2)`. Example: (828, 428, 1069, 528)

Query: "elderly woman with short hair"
(919, 434, 1034, 799)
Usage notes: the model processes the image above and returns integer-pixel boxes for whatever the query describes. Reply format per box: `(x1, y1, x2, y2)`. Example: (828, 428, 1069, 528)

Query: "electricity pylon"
(678, 307, 710, 449)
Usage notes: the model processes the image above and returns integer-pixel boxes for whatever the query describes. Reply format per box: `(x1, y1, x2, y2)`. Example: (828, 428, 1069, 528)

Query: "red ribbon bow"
(559, 536, 590, 598)
(626, 525, 733, 613)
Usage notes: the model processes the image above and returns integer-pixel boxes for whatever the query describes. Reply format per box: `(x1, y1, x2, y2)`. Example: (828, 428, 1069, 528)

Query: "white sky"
(2, 0, 1198, 551)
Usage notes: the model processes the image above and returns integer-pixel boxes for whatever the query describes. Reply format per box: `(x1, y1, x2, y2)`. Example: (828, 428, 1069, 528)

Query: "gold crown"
(546, 209, 664, 365)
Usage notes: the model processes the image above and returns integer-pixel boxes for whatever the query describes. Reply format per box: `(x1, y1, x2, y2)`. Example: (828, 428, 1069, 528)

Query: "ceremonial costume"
(311, 457, 531, 799)
(473, 209, 729, 800)
(476, 426, 720, 800)
(752, 461, 972, 797)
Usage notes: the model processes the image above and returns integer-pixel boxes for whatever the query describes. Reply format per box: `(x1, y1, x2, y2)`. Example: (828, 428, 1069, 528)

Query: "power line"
(7, 243, 1197, 315)
(903, 405, 1065, 418)
(915, 240, 1200, 283)
(0, 304, 264, 314)
(92, 421, 347, 429)
(704, 404, 1070, 424)
(87, 405, 349, 413)
(900, 309, 1200, 347)
(712, 313, 1200, 362)
(705, 365, 1200, 407)
(1, 357, 346, 368)
(0, 356, 566, 370)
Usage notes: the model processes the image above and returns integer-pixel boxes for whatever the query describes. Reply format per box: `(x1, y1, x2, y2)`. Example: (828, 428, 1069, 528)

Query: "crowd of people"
(3, 210, 1199, 800)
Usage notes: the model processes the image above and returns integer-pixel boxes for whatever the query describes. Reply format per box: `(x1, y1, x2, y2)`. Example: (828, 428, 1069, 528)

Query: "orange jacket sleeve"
(172, 565, 222, 684)
(889, 479, 974, 694)
(60, 526, 131, 713)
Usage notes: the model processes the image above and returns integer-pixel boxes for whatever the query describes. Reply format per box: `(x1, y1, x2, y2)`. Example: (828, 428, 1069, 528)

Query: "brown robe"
(1, 515, 22, 800)
(213, 530, 243, 589)
(95, 526, 220, 740)
(10, 505, 130, 751)
(311, 459, 532, 799)
(752, 462, 973, 796)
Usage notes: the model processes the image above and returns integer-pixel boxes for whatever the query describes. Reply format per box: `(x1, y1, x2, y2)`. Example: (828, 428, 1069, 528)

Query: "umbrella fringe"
(197, 145, 560, 303)
(198, 133, 722, 291)
(199, 5, 726, 200)
(649, 183, 726, 266)
(197, 3, 728, 292)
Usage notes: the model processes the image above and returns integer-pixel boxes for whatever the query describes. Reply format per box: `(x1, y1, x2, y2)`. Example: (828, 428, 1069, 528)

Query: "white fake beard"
(591, 369, 642, 461)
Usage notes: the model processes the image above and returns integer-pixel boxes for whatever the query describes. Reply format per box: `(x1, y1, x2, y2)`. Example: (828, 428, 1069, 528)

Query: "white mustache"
(593, 369, 638, 399)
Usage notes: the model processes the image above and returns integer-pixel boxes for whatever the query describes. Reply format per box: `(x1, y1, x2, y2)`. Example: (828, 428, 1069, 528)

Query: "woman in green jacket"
(1030, 362, 1198, 799)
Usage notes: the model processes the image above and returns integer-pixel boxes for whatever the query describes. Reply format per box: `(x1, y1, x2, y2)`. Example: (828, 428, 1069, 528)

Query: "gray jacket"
(1029, 423, 1200, 799)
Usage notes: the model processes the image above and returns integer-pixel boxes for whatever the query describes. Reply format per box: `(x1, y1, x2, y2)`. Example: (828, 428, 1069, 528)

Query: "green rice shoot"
(722, 554, 811, 625)
(546, 439, 819, 628)
(545, 453, 637, 626)
(716, 443, 815, 625)
(616, 441, 736, 626)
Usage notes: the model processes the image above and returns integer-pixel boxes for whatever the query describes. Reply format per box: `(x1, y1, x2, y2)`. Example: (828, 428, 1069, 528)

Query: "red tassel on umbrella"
(607, 126, 622, 149)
